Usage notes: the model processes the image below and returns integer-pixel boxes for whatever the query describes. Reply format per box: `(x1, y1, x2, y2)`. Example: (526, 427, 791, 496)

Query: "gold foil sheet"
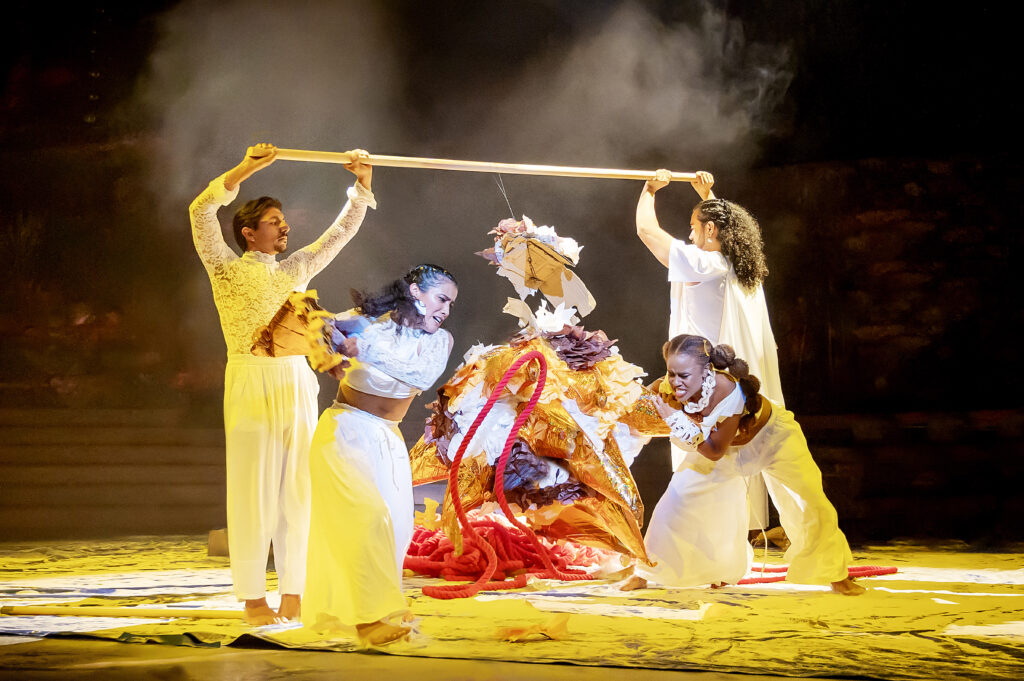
(409, 440, 449, 486)
(415, 331, 656, 563)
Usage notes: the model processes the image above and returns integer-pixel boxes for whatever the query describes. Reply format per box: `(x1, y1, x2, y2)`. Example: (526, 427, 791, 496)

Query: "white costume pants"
(642, 405, 852, 587)
(303, 403, 413, 629)
(224, 354, 318, 600)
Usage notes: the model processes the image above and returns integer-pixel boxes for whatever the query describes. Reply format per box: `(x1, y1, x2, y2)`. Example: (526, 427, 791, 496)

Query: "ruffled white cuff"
(212, 172, 241, 206)
(664, 411, 706, 448)
(347, 182, 377, 210)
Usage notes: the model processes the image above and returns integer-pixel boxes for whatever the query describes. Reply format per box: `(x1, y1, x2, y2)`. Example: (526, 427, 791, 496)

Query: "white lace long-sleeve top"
(189, 173, 376, 355)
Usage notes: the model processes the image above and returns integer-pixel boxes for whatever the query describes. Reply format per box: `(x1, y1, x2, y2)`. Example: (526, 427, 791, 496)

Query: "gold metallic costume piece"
(410, 330, 668, 566)
(251, 290, 345, 372)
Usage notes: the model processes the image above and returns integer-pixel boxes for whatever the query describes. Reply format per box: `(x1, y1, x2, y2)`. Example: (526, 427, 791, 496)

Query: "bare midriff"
(336, 382, 417, 422)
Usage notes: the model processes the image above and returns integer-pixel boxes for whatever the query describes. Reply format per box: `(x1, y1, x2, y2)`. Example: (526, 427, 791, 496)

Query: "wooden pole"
(275, 149, 698, 182)
(1, 605, 243, 620)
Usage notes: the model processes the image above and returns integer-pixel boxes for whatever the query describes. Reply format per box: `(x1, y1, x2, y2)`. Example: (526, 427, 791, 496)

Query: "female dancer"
(636, 171, 782, 531)
(622, 334, 863, 595)
(302, 264, 458, 644)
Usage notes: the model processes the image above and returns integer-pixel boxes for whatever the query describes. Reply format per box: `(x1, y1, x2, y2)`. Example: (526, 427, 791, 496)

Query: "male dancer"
(635, 170, 781, 531)
(189, 143, 374, 624)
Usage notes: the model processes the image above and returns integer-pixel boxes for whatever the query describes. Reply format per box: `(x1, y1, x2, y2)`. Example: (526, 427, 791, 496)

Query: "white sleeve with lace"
(354, 317, 451, 391)
(664, 411, 707, 451)
(189, 173, 240, 273)
(282, 182, 376, 285)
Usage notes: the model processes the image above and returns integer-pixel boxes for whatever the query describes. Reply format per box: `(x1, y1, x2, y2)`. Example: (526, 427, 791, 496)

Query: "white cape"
(669, 269, 784, 530)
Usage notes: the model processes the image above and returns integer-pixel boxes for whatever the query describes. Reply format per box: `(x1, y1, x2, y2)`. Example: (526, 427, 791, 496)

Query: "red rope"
(737, 564, 897, 585)
(405, 518, 598, 584)
(420, 350, 590, 600)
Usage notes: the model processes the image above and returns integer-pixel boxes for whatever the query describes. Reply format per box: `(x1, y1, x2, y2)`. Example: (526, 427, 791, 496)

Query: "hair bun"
(709, 343, 735, 370)
(729, 357, 750, 379)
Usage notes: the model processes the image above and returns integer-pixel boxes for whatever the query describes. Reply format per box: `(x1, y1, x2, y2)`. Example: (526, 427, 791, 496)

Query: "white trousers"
(641, 405, 852, 587)
(303, 404, 413, 628)
(224, 354, 319, 600)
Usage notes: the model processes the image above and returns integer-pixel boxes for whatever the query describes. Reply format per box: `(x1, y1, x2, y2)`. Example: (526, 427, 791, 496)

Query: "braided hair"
(351, 264, 457, 328)
(694, 198, 769, 292)
(662, 334, 762, 430)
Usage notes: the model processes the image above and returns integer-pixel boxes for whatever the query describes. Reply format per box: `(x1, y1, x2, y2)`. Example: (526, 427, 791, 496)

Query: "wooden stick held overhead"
(276, 148, 697, 182)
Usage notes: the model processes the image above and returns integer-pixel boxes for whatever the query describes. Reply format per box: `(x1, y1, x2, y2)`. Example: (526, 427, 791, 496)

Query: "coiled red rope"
(418, 350, 591, 599)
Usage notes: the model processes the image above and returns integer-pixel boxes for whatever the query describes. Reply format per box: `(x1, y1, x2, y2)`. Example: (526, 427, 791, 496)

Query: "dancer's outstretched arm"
(283, 149, 376, 282)
(690, 170, 715, 201)
(636, 169, 674, 268)
(190, 143, 278, 269)
(636, 169, 716, 268)
(223, 143, 278, 191)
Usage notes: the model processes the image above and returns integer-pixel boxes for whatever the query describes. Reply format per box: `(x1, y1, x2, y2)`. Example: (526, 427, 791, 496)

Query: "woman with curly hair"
(635, 170, 782, 528)
(302, 264, 457, 645)
(621, 335, 863, 595)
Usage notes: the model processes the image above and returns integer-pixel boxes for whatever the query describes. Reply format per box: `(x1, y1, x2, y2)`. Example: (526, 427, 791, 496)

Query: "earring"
(684, 366, 716, 414)
(414, 298, 427, 315)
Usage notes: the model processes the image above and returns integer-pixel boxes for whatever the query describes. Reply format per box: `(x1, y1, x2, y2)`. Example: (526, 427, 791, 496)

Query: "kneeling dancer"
(624, 334, 863, 595)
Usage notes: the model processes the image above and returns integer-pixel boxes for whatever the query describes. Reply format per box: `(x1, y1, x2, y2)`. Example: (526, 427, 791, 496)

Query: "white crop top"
(340, 313, 452, 398)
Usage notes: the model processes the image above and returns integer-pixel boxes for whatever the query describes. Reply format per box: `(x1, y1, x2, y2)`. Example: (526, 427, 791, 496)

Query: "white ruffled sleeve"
(354, 319, 451, 391)
(667, 240, 730, 283)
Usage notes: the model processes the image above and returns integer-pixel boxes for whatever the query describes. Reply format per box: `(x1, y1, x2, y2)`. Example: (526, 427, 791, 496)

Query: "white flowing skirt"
(641, 404, 852, 587)
(302, 403, 413, 629)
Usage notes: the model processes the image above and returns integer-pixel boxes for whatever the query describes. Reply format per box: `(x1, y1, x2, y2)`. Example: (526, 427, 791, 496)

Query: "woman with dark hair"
(636, 170, 782, 531)
(302, 264, 458, 645)
(621, 334, 863, 596)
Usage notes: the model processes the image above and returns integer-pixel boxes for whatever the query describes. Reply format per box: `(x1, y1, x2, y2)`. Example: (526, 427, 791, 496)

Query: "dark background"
(2, 1, 1021, 542)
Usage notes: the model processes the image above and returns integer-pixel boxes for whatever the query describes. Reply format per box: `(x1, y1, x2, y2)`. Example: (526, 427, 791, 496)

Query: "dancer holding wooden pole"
(189, 143, 375, 625)
(635, 168, 783, 531)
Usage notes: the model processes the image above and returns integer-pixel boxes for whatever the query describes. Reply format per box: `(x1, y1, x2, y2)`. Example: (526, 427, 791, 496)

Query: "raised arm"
(223, 143, 278, 191)
(635, 169, 674, 268)
(690, 170, 715, 201)
(189, 144, 278, 269)
(283, 149, 376, 283)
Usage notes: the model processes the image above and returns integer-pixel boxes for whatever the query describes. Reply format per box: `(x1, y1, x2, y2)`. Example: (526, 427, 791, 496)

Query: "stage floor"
(0, 536, 1021, 680)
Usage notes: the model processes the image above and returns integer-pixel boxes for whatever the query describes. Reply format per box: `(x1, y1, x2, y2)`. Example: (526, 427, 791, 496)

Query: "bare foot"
(356, 620, 410, 646)
(831, 577, 866, 596)
(618, 575, 648, 591)
(278, 593, 301, 621)
(244, 597, 285, 625)
(710, 582, 729, 589)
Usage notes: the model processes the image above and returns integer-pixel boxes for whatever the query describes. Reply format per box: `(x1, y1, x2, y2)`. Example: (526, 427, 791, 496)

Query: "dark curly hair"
(351, 264, 458, 328)
(232, 196, 282, 251)
(663, 333, 762, 430)
(694, 198, 768, 292)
